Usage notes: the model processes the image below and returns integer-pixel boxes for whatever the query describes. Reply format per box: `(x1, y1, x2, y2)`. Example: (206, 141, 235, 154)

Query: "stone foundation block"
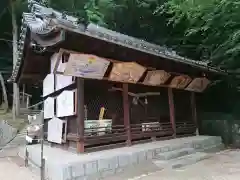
(85, 161, 98, 176)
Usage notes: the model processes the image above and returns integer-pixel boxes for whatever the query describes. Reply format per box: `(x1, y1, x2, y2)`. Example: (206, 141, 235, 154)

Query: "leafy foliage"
(161, 0, 240, 70)
(2, 0, 240, 73)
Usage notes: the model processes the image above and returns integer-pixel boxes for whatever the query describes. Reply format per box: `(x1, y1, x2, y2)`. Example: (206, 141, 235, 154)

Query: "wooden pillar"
(76, 78, 85, 153)
(22, 84, 25, 106)
(26, 97, 30, 109)
(122, 83, 132, 146)
(168, 88, 176, 138)
(190, 92, 199, 135)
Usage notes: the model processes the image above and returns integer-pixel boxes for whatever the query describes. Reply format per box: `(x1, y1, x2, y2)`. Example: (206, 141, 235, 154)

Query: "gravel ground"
(0, 157, 39, 180)
(133, 149, 240, 180)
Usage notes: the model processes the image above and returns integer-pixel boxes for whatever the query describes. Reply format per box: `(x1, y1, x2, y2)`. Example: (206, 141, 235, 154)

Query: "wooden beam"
(168, 88, 176, 138)
(109, 87, 160, 97)
(57, 48, 156, 70)
(20, 74, 45, 79)
(122, 83, 132, 146)
(76, 78, 85, 153)
(190, 92, 199, 135)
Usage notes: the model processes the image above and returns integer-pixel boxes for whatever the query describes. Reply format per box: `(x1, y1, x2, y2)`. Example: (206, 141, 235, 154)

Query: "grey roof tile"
(9, 0, 225, 82)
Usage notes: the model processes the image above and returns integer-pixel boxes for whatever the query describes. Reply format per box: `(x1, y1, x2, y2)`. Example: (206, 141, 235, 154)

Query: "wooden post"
(26, 97, 30, 109)
(76, 78, 85, 153)
(22, 84, 25, 106)
(123, 83, 132, 146)
(25, 148, 29, 167)
(168, 88, 176, 138)
(190, 92, 199, 135)
(0, 73, 9, 112)
(40, 111, 45, 180)
(11, 0, 20, 119)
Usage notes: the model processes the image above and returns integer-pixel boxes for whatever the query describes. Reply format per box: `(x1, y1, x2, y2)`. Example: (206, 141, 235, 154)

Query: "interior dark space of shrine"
(44, 79, 196, 151)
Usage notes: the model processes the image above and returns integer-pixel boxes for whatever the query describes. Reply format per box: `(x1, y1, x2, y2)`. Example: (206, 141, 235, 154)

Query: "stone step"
(199, 143, 225, 153)
(155, 148, 195, 160)
(2, 145, 20, 150)
(104, 161, 161, 180)
(0, 148, 20, 158)
(19, 109, 41, 115)
(1, 135, 27, 148)
(9, 140, 26, 146)
(4, 142, 26, 148)
(16, 132, 28, 136)
(9, 137, 26, 143)
(153, 152, 211, 169)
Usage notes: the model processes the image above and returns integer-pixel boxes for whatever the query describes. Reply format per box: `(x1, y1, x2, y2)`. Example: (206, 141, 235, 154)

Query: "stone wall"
(200, 114, 240, 147)
(19, 136, 223, 180)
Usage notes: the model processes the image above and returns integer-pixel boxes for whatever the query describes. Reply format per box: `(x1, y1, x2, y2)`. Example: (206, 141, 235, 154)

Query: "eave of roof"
(8, 1, 227, 83)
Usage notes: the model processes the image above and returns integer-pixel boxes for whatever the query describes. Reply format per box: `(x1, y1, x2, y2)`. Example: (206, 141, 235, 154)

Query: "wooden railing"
(67, 121, 174, 148)
(84, 125, 127, 145)
(67, 125, 127, 146)
(131, 122, 173, 140)
(176, 121, 196, 135)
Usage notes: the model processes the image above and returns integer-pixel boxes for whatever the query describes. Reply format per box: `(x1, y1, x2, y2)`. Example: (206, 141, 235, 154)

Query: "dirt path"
(136, 149, 240, 180)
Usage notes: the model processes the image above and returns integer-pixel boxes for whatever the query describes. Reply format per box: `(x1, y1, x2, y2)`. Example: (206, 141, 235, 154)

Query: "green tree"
(160, 0, 240, 70)
(3, 0, 240, 73)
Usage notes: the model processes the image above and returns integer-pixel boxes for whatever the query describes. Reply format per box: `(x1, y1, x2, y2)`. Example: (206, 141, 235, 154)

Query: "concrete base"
(18, 136, 223, 180)
(153, 151, 211, 169)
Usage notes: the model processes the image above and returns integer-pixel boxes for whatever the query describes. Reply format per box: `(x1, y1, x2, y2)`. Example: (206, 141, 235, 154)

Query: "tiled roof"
(9, 0, 226, 82)
(9, 15, 28, 82)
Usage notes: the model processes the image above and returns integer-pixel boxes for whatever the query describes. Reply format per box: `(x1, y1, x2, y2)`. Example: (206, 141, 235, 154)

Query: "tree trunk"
(10, 0, 20, 120)
(0, 73, 9, 113)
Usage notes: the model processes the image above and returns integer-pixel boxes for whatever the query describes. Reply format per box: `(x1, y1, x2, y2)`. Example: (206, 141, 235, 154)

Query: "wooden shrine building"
(9, 1, 226, 153)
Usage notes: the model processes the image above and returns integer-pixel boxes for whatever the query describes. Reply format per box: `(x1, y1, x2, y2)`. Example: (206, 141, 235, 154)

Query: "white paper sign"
(43, 74, 55, 97)
(56, 90, 75, 117)
(44, 97, 55, 119)
(47, 117, 64, 144)
(56, 74, 74, 91)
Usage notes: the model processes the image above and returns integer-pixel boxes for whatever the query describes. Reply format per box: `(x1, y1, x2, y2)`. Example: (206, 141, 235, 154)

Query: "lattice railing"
(176, 121, 196, 135)
(131, 122, 173, 140)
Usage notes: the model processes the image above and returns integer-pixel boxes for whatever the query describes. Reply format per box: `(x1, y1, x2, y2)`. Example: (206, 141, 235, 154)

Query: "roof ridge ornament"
(28, 0, 49, 6)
